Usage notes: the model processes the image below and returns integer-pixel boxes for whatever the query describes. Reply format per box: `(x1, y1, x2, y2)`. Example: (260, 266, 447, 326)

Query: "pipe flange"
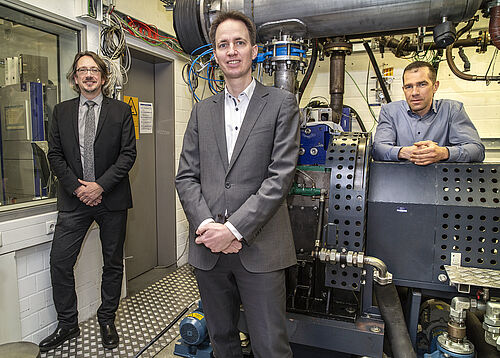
(373, 270, 392, 286)
(437, 332, 474, 355)
(323, 40, 352, 55)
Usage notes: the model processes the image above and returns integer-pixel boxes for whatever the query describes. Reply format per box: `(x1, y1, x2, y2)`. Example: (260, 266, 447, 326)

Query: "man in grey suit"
(175, 10, 299, 358)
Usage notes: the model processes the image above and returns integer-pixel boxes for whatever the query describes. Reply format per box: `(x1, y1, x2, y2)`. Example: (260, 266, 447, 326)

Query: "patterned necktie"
(83, 101, 96, 181)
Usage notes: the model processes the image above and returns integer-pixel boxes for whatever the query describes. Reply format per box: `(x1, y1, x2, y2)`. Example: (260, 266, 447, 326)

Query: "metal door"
(123, 49, 176, 281)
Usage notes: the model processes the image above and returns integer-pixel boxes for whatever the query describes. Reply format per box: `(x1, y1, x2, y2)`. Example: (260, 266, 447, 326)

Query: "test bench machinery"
(173, 1, 500, 357)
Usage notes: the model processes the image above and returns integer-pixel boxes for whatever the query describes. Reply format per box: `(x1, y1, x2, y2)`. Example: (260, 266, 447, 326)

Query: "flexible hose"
(374, 283, 416, 358)
(133, 300, 197, 358)
(490, 5, 500, 50)
(298, 39, 318, 103)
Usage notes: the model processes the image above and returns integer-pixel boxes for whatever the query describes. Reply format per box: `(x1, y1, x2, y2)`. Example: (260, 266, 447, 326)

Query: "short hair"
(209, 11, 257, 47)
(403, 61, 437, 84)
(67, 51, 110, 96)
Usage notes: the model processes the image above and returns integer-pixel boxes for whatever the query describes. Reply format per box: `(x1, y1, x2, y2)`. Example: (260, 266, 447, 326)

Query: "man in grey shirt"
(372, 61, 484, 165)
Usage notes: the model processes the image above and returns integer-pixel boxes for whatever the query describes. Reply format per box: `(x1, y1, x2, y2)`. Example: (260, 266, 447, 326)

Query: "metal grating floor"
(41, 264, 199, 358)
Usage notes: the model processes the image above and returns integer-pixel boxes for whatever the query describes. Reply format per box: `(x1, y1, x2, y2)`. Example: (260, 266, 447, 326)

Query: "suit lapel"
(211, 92, 229, 171)
(72, 98, 80, 144)
(95, 97, 110, 140)
(227, 82, 268, 172)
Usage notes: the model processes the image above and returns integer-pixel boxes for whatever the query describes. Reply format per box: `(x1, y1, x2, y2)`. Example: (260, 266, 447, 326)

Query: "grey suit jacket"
(175, 81, 299, 273)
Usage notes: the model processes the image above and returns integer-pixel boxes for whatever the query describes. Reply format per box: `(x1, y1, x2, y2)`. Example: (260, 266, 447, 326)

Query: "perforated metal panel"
(324, 132, 371, 291)
(437, 165, 499, 207)
(434, 207, 499, 282)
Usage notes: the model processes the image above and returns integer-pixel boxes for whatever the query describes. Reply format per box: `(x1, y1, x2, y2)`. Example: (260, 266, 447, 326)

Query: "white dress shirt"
(198, 79, 256, 241)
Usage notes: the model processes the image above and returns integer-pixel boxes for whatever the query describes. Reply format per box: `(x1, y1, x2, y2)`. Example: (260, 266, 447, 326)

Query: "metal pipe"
(380, 36, 482, 53)
(329, 51, 346, 123)
(490, 4, 500, 50)
(363, 41, 392, 103)
(446, 44, 500, 82)
(274, 61, 298, 94)
(315, 191, 326, 245)
(363, 256, 389, 279)
(226, 0, 483, 40)
(174, 0, 484, 55)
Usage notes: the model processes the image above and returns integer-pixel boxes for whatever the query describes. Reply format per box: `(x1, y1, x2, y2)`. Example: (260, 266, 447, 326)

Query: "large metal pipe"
(225, 0, 483, 40)
(174, 0, 484, 54)
(329, 52, 346, 124)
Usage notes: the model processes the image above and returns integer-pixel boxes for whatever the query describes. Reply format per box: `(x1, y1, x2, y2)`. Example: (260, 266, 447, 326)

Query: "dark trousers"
(195, 254, 292, 358)
(50, 202, 127, 328)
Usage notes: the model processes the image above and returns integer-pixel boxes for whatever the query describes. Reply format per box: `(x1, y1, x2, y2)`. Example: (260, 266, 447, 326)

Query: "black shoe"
(39, 325, 80, 352)
(100, 323, 119, 349)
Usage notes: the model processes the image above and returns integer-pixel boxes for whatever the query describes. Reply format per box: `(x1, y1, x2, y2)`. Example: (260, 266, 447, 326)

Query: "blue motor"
(174, 301, 213, 358)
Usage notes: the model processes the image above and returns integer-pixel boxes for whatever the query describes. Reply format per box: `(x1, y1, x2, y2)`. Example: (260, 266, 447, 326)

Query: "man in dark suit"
(176, 11, 299, 358)
(39, 51, 136, 352)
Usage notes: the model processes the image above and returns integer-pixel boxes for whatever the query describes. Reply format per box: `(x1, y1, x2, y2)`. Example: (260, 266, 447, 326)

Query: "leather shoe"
(100, 323, 119, 349)
(39, 325, 80, 352)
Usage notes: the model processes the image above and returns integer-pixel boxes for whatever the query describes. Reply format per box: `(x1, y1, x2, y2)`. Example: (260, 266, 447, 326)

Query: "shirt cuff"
(391, 146, 403, 161)
(197, 218, 214, 232)
(445, 146, 459, 162)
(225, 221, 243, 241)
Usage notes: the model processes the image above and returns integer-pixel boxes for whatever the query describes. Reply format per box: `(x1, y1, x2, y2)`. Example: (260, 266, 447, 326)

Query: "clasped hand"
(399, 140, 449, 166)
(75, 179, 103, 206)
(195, 223, 242, 254)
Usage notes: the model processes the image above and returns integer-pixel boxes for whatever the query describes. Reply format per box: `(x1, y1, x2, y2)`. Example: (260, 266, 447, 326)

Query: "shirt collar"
(404, 99, 438, 117)
(224, 78, 256, 102)
(80, 93, 103, 106)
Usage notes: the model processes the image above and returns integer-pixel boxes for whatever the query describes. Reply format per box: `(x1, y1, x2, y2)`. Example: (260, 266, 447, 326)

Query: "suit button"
(225, 182, 231, 189)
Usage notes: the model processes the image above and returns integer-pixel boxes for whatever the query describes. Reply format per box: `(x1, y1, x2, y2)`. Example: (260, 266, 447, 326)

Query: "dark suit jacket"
(176, 81, 299, 273)
(48, 96, 136, 212)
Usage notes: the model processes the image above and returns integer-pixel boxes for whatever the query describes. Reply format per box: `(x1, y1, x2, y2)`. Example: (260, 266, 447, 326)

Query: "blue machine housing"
(298, 123, 333, 165)
(174, 302, 213, 358)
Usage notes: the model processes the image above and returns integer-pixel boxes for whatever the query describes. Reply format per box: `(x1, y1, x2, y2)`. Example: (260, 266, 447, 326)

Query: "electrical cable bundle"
(117, 15, 183, 54)
(99, 8, 130, 97)
(184, 44, 225, 102)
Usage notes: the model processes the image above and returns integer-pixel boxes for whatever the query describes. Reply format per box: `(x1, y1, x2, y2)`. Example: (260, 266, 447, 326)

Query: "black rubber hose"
(374, 283, 416, 358)
(363, 41, 392, 103)
(344, 105, 367, 132)
(133, 300, 197, 358)
(298, 39, 318, 103)
(466, 311, 499, 358)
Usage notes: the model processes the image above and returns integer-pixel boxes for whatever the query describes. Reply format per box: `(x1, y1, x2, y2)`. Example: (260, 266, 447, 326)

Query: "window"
(0, 3, 81, 210)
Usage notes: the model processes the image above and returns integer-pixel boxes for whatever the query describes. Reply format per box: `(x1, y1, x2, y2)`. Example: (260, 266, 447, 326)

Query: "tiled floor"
(41, 264, 200, 358)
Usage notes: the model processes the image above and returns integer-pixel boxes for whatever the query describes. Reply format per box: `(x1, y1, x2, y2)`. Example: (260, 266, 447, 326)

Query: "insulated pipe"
(374, 283, 417, 358)
(491, 4, 500, 50)
(174, 0, 484, 55)
(227, 0, 483, 40)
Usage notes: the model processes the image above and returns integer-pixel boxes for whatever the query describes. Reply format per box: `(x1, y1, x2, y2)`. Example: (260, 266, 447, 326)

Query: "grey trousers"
(195, 253, 292, 358)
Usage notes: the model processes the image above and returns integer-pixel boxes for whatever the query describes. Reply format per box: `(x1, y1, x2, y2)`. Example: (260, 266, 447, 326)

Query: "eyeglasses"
(76, 67, 100, 75)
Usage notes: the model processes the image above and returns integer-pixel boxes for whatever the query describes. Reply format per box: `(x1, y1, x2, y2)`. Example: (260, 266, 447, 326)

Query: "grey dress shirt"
(372, 99, 485, 162)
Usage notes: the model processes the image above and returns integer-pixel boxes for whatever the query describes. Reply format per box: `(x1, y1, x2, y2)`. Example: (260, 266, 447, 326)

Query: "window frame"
(0, 0, 86, 222)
